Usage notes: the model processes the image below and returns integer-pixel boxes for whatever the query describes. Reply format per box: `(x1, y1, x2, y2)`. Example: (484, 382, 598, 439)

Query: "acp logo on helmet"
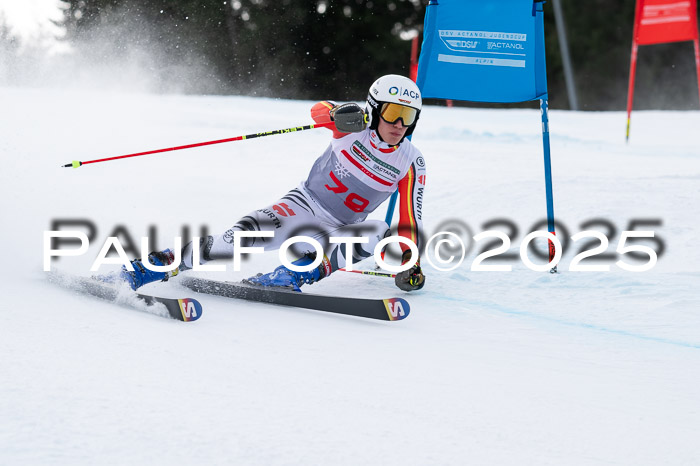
(389, 86, 420, 100)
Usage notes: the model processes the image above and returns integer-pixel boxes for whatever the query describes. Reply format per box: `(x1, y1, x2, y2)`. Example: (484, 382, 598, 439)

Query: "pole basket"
(548, 232, 558, 273)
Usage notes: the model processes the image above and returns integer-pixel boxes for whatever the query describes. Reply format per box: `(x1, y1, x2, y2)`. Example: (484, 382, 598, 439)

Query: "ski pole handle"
(62, 121, 336, 168)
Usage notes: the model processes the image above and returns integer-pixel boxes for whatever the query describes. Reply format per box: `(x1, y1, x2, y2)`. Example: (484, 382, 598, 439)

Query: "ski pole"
(62, 121, 336, 168)
(338, 268, 396, 278)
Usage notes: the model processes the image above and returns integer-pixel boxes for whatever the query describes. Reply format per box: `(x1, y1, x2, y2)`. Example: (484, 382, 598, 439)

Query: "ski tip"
(383, 298, 410, 321)
(177, 298, 203, 322)
(61, 160, 83, 168)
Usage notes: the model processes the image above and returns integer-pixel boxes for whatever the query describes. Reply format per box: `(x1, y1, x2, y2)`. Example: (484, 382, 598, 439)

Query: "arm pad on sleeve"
(310, 101, 336, 125)
(310, 100, 349, 139)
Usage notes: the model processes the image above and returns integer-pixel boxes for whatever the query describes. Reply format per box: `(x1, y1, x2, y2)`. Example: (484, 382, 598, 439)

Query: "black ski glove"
(330, 103, 368, 133)
(395, 251, 425, 292)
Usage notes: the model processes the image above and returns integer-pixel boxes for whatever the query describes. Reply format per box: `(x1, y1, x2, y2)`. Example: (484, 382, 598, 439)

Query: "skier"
(121, 74, 426, 292)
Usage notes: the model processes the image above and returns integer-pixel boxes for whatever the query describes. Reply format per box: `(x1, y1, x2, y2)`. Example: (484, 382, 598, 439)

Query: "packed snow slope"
(1, 86, 699, 465)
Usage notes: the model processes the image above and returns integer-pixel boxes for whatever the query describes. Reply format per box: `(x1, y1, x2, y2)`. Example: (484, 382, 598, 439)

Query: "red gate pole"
(694, 0, 700, 107)
(626, 42, 639, 142)
(626, 0, 643, 143)
(409, 36, 419, 82)
(694, 38, 700, 107)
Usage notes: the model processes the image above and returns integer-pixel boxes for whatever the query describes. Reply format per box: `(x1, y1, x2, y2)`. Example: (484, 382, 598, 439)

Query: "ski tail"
(46, 270, 202, 322)
(383, 298, 410, 321)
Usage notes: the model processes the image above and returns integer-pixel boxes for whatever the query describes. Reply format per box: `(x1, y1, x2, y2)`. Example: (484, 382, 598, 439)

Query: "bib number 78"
(325, 171, 370, 213)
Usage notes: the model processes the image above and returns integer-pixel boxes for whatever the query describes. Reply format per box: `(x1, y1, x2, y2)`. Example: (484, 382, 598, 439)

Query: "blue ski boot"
(120, 249, 179, 290)
(246, 254, 329, 292)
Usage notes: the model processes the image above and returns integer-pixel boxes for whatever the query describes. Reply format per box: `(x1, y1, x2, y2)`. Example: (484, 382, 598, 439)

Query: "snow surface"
(1, 86, 699, 465)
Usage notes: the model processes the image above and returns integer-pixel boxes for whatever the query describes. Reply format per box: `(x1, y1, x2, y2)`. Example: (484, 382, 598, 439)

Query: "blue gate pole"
(540, 97, 558, 270)
(384, 190, 399, 225)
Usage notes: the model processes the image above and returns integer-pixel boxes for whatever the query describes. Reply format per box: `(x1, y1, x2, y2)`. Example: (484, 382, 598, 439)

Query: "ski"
(47, 272, 202, 322)
(180, 277, 410, 321)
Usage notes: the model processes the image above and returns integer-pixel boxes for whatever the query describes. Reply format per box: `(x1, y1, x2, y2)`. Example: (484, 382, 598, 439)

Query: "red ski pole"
(338, 268, 396, 278)
(62, 121, 336, 168)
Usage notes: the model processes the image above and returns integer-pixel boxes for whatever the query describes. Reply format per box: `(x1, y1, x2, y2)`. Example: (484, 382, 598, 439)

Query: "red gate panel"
(626, 0, 700, 141)
(635, 0, 699, 45)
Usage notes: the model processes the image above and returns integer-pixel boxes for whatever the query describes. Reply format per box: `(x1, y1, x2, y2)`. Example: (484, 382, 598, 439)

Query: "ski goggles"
(379, 102, 419, 126)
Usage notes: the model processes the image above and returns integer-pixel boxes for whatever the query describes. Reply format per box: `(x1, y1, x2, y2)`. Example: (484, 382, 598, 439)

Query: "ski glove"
(330, 103, 368, 133)
(395, 250, 425, 291)
(395, 264, 425, 291)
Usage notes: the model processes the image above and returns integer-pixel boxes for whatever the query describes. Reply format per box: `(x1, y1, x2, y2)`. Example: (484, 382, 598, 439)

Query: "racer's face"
(377, 117, 409, 146)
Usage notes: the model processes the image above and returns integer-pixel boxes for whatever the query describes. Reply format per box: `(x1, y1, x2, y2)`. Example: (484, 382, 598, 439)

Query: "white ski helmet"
(366, 74, 422, 142)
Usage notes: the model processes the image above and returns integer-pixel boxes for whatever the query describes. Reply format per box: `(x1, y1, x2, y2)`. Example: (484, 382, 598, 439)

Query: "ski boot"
(120, 249, 179, 290)
(246, 254, 329, 292)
